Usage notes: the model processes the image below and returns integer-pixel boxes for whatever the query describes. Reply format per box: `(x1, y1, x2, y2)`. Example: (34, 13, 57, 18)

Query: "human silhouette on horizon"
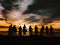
(29, 25, 33, 36)
(12, 25, 17, 36)
(8, 24, 13, 36)
(23, 24, 27, 36)
(45, 26, 49, 36)
(19, 26, 22, 36)
(40, 25, 44, 37)
(50, 25, 54, 37)
(35, 25, 38, 36)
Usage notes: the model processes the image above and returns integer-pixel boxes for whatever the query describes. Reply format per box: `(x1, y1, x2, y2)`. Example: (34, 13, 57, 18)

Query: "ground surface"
(0, 36, 60, 45)
(0, 31, 60, 37)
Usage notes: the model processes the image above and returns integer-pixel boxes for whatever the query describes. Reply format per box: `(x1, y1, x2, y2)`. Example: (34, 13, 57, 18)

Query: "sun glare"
(20, 24, 30, 29)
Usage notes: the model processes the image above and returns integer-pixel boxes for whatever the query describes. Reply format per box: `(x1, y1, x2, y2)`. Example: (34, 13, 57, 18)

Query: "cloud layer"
(0, 0, 60, 25)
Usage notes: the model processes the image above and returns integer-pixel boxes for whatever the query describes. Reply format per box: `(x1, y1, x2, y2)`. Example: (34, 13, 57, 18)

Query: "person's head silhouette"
(23, 24, 26, 28)
(20, 26, 21, 28)
(35, 25, 37, 27)
(9, 24, 12, 27)
(29, 25, 31, 27)
(14, 25, 16, 27)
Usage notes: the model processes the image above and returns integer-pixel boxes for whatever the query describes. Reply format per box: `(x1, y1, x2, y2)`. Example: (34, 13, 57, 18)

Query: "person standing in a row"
(19, 26, 22, 36)
(35, 25, 38, 36)
(12, 25, 17, 36)
(45, 26, 49, 36)
(8, 24, 12, 36)
(23, 25, 27, 36)
(50, 25, 54, 37)
(29, 26, 33, 36)
(40, 25, 44, 36)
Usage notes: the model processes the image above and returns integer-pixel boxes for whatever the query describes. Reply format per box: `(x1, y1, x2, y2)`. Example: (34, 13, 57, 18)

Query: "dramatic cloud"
(24, 0, 60, 22)
(0, 4, 5, 19)
(0, 0, 60, 25)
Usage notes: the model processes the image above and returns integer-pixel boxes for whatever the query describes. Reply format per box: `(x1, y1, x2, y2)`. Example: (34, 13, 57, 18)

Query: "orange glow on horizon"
(0, 20, 60, 31)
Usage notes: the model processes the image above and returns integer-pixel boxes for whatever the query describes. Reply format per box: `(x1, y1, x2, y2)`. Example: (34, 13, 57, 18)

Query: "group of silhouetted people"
(8, 25, 17, 36)
(19, 25, 27, 36)
(8, 24, 55, 37)
(40, 25, 55, 37)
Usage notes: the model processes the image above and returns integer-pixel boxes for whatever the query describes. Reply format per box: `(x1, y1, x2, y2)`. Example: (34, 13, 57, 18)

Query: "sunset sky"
(0, 0, 60, 31)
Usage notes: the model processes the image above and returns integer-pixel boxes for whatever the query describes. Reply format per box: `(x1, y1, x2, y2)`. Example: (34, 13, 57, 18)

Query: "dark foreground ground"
(0, 31, 60, 37)
(0, 35, 60, 45)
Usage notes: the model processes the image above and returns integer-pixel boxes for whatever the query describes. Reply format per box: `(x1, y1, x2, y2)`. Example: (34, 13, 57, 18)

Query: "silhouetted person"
(45, 26, 49, 36)
(40, 25, 44, 37)
(12, 25, 17, 36)
(23, 24, 27, 36)
(19, 26, 22, 36)
(8, 24, 13, 36)
(50, 25, 54, 37)
(29, 26, 33, 36)
(35, 25, 38, 36)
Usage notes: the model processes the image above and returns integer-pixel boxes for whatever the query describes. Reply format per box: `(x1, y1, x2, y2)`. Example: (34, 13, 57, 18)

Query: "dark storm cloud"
(0, 0, 22, 17)
(0, 0, 22, 19)
(24, 0, 60, 23)
(0, 0, 14, 18)
(0, 0, 60, 23)
(26, 0, 60, 11)
(1, 0, 19, 10)
(25, 16, 40, 23)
